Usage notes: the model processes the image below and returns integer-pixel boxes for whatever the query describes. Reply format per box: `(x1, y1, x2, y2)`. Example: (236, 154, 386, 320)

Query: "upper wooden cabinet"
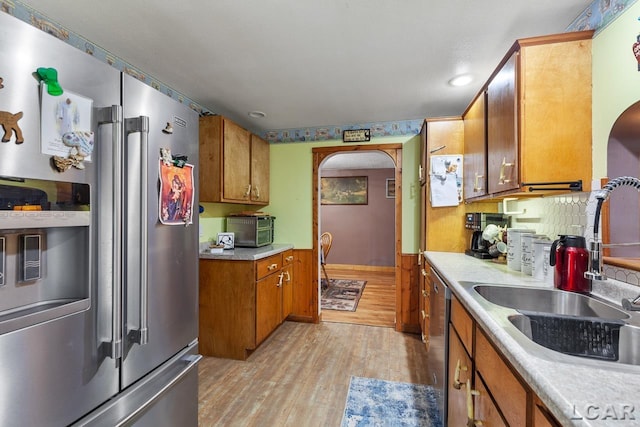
(463, 30, 593, 200)
(487, 51, 518, 194)
(463, 91, 487, 198)
(250, 133, 270, 204)
(199, 115, 270, 205)
(420, 118, 467, 254)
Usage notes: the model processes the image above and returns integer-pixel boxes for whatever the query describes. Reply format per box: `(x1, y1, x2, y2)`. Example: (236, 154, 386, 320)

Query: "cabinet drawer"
(475, 328, 527, 427)
(451, 295, 473, 355)
(256, 253, 282, 280)
(282, 249, 294, 266)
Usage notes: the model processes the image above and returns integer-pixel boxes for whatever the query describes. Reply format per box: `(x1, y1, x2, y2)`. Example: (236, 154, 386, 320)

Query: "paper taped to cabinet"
(430, 155, 463, 207)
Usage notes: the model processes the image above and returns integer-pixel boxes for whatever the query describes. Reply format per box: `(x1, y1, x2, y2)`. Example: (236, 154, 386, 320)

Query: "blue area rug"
(341, 377, 442, 427)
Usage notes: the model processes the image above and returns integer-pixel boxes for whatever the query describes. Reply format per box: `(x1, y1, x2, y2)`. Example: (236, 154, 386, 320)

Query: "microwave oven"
(226, 215, 275, 247)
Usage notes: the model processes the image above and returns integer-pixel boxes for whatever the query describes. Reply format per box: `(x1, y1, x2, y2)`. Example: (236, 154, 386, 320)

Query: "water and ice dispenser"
(0, 177, 90, 332)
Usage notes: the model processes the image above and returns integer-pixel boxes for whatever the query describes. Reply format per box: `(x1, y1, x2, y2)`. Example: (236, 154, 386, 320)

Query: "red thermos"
(549, 235, 591, 293)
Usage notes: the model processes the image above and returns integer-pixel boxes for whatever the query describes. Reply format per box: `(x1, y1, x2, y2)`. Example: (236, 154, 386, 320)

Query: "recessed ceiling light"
(448, 74, 473, 87)
(248, 111, 266, 118)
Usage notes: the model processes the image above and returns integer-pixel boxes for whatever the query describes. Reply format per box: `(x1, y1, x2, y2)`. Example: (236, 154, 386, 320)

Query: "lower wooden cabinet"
(533, 401, 560, 427)
(474, 373, 508, 427)
(199, 250, 291, 360)
(256, 269, 283, 345)
(448, 294, 560, 427)
(419, 264, 430, 347)
(447, 325, 472, 426)
(281, 250, 294, 319)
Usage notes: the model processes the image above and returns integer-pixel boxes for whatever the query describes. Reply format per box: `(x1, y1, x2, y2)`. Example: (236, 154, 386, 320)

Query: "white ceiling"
(19, 0, 592, 134)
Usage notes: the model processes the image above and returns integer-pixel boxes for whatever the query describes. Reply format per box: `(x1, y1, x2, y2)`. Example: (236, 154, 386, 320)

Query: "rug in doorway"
(321, 279, 367, 312)
(341, 376, 443, 427)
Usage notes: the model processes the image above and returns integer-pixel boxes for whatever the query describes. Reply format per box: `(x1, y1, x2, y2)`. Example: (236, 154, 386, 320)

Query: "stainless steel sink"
(460, 282, 640, 370)
(473, 285, 630, 320)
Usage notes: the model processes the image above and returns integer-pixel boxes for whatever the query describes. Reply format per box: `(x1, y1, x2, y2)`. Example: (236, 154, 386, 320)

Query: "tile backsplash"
(508, 193, 640, 287)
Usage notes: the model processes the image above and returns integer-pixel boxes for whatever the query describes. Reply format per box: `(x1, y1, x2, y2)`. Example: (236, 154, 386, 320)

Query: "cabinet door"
(281, 264, 293, 319)
(198, 115, 223, 202)
(256, 273, 282, 345)
(463, 91, 487, 199)
(474, 373, 508, 427)
(419, 266, 429, 347)
(419, 182, 427, 343)
(419, 121, 427, 186)
(223, 119, 252, 201)
(251, 134, 270, 204)
(448, 326, 472, 427)
(533, 401, 560, 427)
(475, 328, 527, 427)
(487, 51, 519, 194)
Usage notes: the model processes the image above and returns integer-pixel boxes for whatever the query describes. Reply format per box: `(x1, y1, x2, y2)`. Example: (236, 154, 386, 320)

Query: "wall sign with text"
(342, 129, 371, 142)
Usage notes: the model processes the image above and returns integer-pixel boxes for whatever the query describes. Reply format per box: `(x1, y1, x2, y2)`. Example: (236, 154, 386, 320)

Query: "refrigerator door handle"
(97, 105, 124, 359)
(125, 116, 150, 346)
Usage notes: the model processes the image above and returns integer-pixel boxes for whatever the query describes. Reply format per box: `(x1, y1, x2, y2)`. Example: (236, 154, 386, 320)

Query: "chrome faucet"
(585, 176, 640, 310)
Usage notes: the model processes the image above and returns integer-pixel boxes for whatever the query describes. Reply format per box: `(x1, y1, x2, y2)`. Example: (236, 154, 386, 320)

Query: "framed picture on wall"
(321, 176, 368, 205)
(386, 178, 395, 198)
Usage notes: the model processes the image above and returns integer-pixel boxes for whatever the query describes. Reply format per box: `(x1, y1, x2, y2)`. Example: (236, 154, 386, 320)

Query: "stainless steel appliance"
(227, 215, 275, 247)
(464, 212, 509, 230)
(0, 12, 200, 426)
(426, 265, 451, 426)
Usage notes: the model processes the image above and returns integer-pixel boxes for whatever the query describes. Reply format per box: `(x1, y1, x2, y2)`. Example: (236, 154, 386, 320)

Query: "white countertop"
(425, 251, 640, 426)
(199, 243, 293, 261)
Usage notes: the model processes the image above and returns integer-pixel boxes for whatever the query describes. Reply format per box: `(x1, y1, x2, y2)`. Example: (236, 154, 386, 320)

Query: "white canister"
(506, 228, 535, 271)
(532, 238, 552, 282)
(521, 233, 544, 275)
(542, 245, 555, 286)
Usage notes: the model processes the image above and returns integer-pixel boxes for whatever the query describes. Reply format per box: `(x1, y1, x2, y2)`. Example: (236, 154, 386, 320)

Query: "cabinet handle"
(421, 310, 429, 319)
(267, 263, 278, 271)
(421, 269, 427, 277)
(498, 157, 515, 185)
(418, 164, 423, 181)
(453, 359, 468, 390)
(253, 185, 260, 199)
(466, 379, 481, 425)
(422, 289, 428, 298)
(284, 271, 291, 282)
(473, 172, 484, 192)
(277, 272, 284, 287)
(285, 255, 294, 262)
(244, 184, 252, 198)
(417, 251, 422, 265)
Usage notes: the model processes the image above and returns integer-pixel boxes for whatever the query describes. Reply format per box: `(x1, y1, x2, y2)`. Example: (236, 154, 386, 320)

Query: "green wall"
(592, 1, 640, 179)
(200, 134, 421, 252)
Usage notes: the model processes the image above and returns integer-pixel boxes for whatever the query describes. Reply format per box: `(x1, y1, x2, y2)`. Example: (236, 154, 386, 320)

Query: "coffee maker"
(465, 213, 510, 259)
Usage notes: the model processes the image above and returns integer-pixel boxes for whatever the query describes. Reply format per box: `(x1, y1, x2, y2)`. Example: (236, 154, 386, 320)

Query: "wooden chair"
(320, 232, 333, 286)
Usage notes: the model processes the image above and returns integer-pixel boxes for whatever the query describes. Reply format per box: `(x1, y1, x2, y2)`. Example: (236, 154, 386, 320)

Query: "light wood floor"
(320, 265, 396, 328)
(198, 321, 430, 426)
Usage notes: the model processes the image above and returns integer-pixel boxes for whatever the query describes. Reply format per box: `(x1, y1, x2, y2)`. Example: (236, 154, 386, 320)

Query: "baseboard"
(325, 263, 395, 272)
(287, 314, 317, 324)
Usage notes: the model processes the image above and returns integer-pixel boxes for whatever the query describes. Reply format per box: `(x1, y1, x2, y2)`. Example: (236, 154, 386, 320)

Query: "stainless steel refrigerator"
(0, 11, 200, 426)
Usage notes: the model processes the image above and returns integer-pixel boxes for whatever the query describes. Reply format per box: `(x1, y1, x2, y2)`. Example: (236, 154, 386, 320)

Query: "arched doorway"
(312, 144, 402, 331)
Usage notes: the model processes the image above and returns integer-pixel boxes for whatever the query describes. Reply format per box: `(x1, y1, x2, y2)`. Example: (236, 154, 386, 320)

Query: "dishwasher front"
(426, 265, 451, 426)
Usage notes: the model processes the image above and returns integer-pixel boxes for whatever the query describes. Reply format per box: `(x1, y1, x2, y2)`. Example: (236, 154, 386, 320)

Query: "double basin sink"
(461, 283, 640, 369)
